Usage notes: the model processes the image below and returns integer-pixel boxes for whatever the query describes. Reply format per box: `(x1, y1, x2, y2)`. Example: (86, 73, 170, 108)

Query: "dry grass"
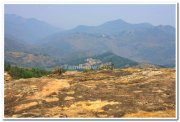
(124, 110, 176, 118)
(27, 78, 70, 99)
(4, 67, 176, 118)
(14, 102, 38, 113)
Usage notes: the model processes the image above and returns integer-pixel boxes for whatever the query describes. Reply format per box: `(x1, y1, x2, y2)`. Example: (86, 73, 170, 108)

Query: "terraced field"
(4, 67, 176, 118)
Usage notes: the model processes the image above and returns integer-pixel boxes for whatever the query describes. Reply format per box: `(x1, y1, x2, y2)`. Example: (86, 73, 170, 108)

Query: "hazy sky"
(5, 4, 176, 29)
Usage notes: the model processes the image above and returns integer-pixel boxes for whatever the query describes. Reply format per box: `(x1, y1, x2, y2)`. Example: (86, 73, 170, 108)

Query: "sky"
(4, 4, 176, 29)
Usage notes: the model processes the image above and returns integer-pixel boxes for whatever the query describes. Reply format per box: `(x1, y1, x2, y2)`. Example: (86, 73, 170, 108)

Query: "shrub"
(53, 68, 66, 75)
(83, 68, 94, 73)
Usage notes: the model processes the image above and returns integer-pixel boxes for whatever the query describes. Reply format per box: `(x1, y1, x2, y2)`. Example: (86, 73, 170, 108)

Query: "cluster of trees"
(5, 63, 51, 79)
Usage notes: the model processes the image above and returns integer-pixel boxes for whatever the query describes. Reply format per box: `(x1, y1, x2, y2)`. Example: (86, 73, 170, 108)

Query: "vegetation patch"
(5, 63, 51, 79)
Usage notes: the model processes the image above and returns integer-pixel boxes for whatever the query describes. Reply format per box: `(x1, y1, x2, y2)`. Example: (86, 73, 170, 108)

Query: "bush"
(53, 68, 66, 75)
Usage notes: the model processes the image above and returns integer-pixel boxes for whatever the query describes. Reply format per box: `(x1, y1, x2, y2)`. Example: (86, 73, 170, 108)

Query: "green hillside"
(94, 52, 138, 68)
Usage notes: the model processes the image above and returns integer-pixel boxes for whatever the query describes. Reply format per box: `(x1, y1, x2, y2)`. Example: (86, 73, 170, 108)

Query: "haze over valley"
(5, 14, 175, 68)
(4, 4, 176, 118)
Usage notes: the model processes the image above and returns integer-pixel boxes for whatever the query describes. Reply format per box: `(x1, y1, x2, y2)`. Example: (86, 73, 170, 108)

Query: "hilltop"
(4, 67, 175, 118)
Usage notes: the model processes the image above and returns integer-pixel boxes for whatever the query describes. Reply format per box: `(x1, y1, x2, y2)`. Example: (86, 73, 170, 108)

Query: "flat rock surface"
(4, 68, 176, 118)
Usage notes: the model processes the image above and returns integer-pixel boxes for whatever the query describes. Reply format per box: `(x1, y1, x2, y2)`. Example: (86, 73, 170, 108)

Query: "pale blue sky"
(5, 4, 176, 29)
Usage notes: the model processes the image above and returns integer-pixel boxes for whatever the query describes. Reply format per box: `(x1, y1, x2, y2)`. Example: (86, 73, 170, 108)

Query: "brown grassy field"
(4, 67, 176, 118)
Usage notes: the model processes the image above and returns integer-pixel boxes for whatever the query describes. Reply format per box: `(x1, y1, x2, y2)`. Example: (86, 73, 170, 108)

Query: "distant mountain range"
(5, 14, 62, 43)
(4, 14, 176, 68)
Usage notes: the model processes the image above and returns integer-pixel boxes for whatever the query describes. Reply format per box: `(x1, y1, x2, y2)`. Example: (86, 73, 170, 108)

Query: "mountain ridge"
(5, 14, 63, 43)
(4, 14, 175, 67)
(37, 18, 175, 66)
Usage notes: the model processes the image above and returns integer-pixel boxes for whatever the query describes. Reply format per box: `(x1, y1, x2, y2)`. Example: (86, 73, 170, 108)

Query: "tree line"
(4, 63, 51, 79)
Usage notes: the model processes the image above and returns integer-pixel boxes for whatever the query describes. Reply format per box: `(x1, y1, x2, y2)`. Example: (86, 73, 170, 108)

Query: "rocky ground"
(4, 67, 176, 118)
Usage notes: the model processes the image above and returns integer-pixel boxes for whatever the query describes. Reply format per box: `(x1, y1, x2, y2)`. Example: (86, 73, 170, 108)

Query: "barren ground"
(4, 67, 176, 118)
